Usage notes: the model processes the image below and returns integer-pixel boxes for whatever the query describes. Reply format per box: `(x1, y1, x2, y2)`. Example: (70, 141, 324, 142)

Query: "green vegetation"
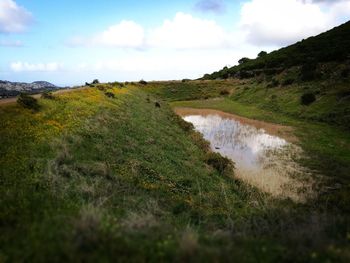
(1, 22, 349, 262)
(203, 21, 350, 80)
(301, 92, 316, 105)
(2, 83, 348, 261)
(42, 91, 56, 100)
(17, 93, 40, 111)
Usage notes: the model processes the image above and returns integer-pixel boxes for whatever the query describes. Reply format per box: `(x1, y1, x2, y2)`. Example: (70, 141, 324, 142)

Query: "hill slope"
(203, 21, 350, 81)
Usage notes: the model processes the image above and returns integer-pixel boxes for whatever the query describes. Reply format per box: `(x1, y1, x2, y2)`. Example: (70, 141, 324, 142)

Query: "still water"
(176, 108, 313, 202)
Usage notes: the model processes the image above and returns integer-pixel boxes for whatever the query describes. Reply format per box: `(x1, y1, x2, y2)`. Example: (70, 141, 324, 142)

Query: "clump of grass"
(17, 93, 40, 111)
(97, 85, 107, 91)
(175, 114, 194, 132)
(73, 205, 103, 251)
(42, 91, 56, 100)
(179, 227, 198, 257)
(205, 152, 234, 175)
(190, 132, 210, 152)
(104, 91, 115, 98)
(220, 89, 230, 96)
(174, 114, 210, 151)
(123, 211, 158, 231)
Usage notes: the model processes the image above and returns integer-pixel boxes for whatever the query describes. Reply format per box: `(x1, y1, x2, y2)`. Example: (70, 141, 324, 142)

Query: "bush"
(205, 152, 234, 175)
(238, 57, 251, 65)
(17, 93, 40, 111)
(97, 85, 107, 91)
(220, 89, 230, 96)
(139, 80, 148, 85)
(92, 79, 100, 84)
(42, 91, 55, 100)
(258, 51, 268, 58)
(301, 92, 316, 105)
(104, 92, 115, 98)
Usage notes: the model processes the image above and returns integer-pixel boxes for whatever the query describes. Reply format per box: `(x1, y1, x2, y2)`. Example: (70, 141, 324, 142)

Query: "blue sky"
(0, 0, 349, 86)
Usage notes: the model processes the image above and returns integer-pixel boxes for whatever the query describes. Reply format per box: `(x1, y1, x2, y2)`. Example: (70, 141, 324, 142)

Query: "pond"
(175, 108, 314, 202)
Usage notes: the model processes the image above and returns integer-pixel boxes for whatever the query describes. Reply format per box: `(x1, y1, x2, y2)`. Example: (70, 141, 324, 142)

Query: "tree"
(92, 79, 99, 84)
(258, 51, 268, 58)
(238, 57, 251, 65)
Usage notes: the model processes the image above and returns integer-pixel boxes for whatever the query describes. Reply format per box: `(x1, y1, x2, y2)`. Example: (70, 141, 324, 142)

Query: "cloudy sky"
(0, 0, 349, 86)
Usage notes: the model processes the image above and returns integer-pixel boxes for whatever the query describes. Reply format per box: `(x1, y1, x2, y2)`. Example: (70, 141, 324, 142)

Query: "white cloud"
(93, 21, 145, 48)
(148, 12, 238, 49)
(69, 20, 145, 48)
(0, 0, 33, 33)
(70, 13, 242, 50)
(10, 62, 62, 72)
(239, 0, 329, 46)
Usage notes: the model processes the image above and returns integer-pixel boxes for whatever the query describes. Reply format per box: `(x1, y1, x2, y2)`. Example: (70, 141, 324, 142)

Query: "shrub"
(139, 80, 148, 85)
(258, 51, 268, 58)
(238, 57, 251, 65)
(42, 91, 56, 100)
(205, 152, 234, 175)
(97, 85, 107, 91)
(220, 89, 230, 96)
(301, 92, 316, 105)
(17, 93, 40, 111)
(104, 92, 115, 98)
(92, 79, 99, 84)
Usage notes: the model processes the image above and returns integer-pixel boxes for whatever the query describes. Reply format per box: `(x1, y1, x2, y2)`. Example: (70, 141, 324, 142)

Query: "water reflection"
(180, 110, 313, 202)
(185, 115, 288, 172)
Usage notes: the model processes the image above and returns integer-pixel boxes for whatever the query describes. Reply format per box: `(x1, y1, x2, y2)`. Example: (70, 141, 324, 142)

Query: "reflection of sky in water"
(184, 115, 289, 172)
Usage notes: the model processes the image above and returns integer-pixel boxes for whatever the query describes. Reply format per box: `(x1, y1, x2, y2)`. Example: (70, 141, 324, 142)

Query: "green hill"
(203, 21, 350, 81)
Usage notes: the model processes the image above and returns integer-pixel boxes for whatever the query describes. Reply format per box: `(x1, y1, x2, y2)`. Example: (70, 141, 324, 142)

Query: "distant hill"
(203, 21, 350, 81)
(0, 80, 60, 98)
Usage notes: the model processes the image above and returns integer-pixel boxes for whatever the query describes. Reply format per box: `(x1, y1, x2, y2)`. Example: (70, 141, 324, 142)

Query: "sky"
(0, 0, 349, 86)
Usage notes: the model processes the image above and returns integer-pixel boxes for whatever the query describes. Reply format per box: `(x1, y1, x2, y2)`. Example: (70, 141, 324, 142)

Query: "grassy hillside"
(1, 84, 349, 261)
(145, 79, 350, 130)
(203, 21, 350, 81)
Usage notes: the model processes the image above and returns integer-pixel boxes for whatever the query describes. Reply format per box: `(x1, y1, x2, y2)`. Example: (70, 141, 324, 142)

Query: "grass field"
(0, 83, 349, 262)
